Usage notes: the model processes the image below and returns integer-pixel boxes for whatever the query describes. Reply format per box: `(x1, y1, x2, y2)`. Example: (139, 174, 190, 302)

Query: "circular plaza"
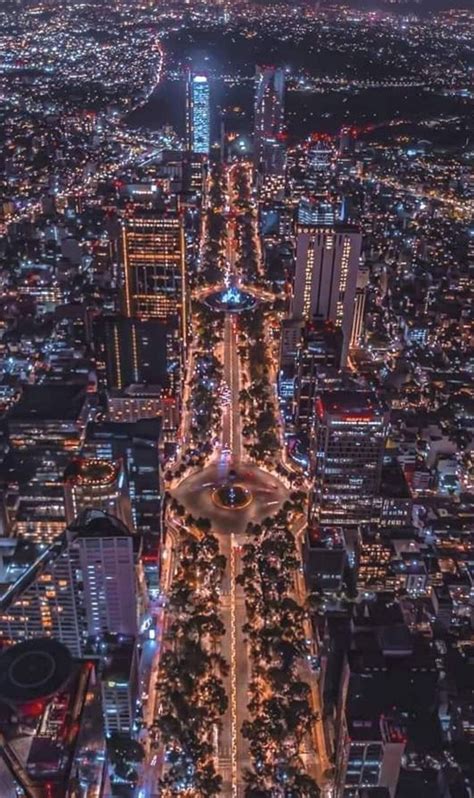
(205, 284, 257, 313)
(171, 461, 289, 535)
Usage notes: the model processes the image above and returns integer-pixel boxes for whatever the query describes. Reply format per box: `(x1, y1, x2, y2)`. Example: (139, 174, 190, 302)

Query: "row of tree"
(153, 533, 229, 797)
(188, 302, 225, 446)
(238, 307, 281, 462)
(194, 300, 224, 350)
(233, 165, 260, 281)
(200, 165, 227, 285)
(238, 517, 321, 797)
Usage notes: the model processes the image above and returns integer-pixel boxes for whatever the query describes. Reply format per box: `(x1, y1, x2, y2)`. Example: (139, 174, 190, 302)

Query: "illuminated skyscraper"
(311, 391, 388, 527)
(297, 195, 336, 226)
(307, 139, 333, 173)
(254, 66, 285, 168)
(186, 73, 210, 155)
(121, 209, 187, 345)
(0, 509, 139, 655)
(291, 223, 362, 364)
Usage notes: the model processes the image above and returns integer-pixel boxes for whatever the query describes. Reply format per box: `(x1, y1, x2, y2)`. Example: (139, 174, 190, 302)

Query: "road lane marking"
(230, 533, 238, 796)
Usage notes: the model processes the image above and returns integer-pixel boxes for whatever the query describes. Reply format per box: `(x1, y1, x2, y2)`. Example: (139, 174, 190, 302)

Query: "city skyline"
(0, 2, 472, 798)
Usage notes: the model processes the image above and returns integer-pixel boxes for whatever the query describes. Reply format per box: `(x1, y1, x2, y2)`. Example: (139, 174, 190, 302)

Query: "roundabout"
(205, 284, 257, 313)
(171, 460, 289, 535)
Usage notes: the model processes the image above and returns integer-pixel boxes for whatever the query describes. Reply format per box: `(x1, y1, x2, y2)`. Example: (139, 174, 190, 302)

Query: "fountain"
(205, 282, 256, 313)
(212, 483, 253, 510)
(221, 284, 243, 306)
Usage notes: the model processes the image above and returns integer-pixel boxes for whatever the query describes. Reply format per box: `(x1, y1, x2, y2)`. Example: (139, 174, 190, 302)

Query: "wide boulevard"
(161, 163, 324, 796)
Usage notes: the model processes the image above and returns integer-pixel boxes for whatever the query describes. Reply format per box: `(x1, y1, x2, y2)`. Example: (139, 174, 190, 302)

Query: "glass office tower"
(186, 73, 210, 155)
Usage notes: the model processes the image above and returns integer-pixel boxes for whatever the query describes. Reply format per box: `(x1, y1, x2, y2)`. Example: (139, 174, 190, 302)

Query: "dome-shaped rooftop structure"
(0, 638, 73, 706)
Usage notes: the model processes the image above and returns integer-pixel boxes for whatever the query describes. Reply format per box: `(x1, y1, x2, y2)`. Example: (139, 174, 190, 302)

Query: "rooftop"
(380, 461, 412, 499)
(86, 417, 162, 442)
(64, 458, 120, 486)
(8, 384, 87, 422)
(0, 639, 73, 705)
(68, 509, 132, 538)
(316, 390, 383, 420)
(102, 637, 136, 684)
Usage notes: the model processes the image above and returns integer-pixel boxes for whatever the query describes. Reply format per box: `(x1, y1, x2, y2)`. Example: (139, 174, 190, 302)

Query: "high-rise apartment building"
(254, 65, 285, 169)
(0, 509, 139, 656)
(67, 510, 138, 644)
(186, 73, 210, 155)
(121, 209, 187, 345)
(311, 391, 388, 527)
(291, 223, 362, 364)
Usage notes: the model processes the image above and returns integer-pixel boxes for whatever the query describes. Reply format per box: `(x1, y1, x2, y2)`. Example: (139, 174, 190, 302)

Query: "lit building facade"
(67, 510, 138, 643)
(297, 196, 337, 226)
(186, 73, 210, 155)
(0, 509, 140, 656)
(307, 140, 333, 173)
(291, 223, 362, 364)
(84, 418, 162, 539)
(333, 621, 437, 798)
(278, 318, 304, 424)
(311, 391, 388, 527)
(7, 384, 91, 456)
(303, 526, 347, 594)
(254, 65, 285, 169)
(106, 385, 179, 435)
(6, 384, 93, 543)
(121, 209, 187, 347)
(335, 715, 406, 798)
(356, 528, 394, 592)
(83, 418, 163, 594)
(279, 320, 343, 432)
(100, 636, 139, 736)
